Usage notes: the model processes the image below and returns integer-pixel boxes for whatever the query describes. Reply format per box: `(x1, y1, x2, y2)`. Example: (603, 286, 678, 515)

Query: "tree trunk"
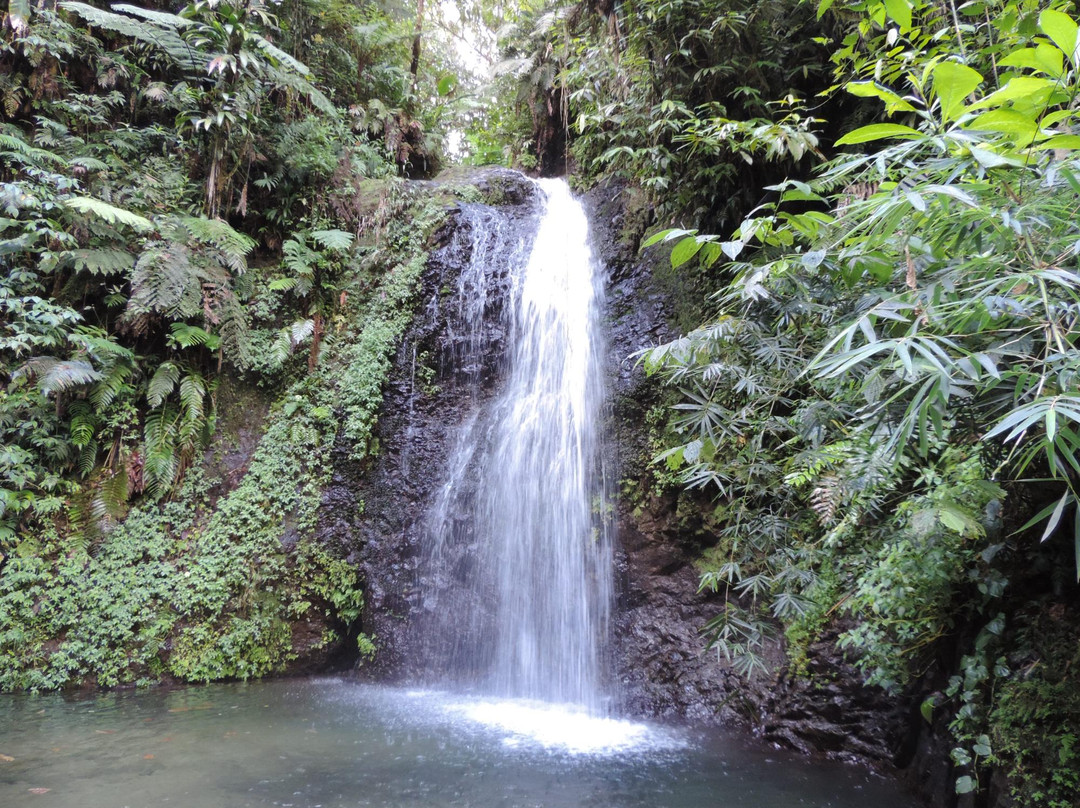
(409, 0, 425, 92)
(309, 311, 324, 370)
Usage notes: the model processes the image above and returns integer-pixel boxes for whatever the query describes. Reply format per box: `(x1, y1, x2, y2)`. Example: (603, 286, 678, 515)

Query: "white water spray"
(421, 178, 611, 713)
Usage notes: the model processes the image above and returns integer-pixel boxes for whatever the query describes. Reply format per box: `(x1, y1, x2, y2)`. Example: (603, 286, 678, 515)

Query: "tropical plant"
(641, 0, 1080, 799)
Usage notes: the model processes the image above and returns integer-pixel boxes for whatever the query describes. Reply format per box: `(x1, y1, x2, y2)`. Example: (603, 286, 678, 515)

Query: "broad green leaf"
(920, 697, 934, 723)
(998, 44, 1064, 77)
(835, 123, 922, 145)
(721, 241, 744, 260)
(969, 76, 1060, 113)
(1033, 135, 1080, 151)
(671, 236, 704, 268)
(846, 81, 917, 113)
(969, 146, 1021, 169)
(641, 228, 695, 249)
(998, 47, 1043, 72)
(436, 73, 458, 96)
(955, 776, 976, 795)
(883, 0, 912, 31)
(968, 109, 1037, 140)
(700, 242, 723, 268)
(780, 188, 826, 202)
(1039, 9, 1079, 66)
(1036, 42, 1066, 76)
(932, 62, 983, 122)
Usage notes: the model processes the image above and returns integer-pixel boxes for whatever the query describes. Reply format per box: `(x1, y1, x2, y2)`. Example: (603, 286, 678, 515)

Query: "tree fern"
(59, 2, 203, 75)
(66, 248, 134, 276)
(64, 196, 153, 232)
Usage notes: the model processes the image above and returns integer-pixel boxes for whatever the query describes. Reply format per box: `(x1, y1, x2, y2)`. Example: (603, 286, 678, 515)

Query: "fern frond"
(127, 243, 202, 317)
(17, 357, 103, 396)
(64, 196, 154, 232)
(268, 276, 299, 292)
(69, 327, 136, 362)
(77, 439, 99, 478)
(216, 293, 251, 369)
(111, 4, 195, 29)
(173, 215, 255, 258)
(66, 248, 134, 276)
(142, 406, 178, 499)
(252, 35, 310, 75)
(59, 2, 203, 74)
(178, 372, 206, 427)
(68, 401, 97, 448)
(98, 465, 129, 520)
(264, 64, 335, 116)
(146, 362, 180, 407)
(269, 326, 294, 367)
(311, 229, 353, 251)
(810, 474, 843, 526)
(69, 156, 109, 172)
(169, 322, 219, 349)
(0, 130, 69, 167)
(90, 362, 134, 410)
(291, 318, 315, 345)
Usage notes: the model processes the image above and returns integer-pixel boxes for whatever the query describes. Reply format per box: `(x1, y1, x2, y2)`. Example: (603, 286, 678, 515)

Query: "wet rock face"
(760, 623, 910, 763)
(320, 171, 542, 683)
(324, 170, 911, 771)
(582, 177, 750, 724)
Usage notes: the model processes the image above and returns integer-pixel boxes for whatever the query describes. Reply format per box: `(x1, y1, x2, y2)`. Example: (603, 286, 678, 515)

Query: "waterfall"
(419, 178, 611, 712)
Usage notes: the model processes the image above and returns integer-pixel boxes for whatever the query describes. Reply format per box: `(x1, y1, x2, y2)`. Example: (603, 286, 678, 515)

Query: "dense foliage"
(3, 0, 1079, 804)
(621, 0, 1080, 803)
(0, 0, 476, 687)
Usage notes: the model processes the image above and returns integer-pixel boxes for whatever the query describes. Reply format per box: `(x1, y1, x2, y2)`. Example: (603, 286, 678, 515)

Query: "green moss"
(990, 611, 1080, 808)
(0, 187, 449, 692)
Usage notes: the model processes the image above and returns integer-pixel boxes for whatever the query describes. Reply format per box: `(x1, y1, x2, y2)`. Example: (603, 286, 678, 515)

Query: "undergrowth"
(0, 184, 451, 692)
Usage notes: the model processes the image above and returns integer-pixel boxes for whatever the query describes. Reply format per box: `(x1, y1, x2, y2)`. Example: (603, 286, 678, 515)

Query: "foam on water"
(446, 697, 681, 755)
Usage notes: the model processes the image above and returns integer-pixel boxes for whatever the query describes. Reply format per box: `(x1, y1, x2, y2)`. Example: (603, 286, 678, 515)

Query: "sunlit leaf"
(835, 123, 923, 145)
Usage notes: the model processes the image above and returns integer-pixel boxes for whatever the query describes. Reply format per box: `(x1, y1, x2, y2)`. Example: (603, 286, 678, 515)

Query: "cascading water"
(419, 178, 612, 713)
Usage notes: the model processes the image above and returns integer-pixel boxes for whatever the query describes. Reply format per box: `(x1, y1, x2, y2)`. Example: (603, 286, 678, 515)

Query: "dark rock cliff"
(319, 169, 543, 682)
(318, 168, 919, 787)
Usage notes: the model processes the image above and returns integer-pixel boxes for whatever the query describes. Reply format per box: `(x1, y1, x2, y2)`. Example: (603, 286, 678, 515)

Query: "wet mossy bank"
(0, 171, 521, 693)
